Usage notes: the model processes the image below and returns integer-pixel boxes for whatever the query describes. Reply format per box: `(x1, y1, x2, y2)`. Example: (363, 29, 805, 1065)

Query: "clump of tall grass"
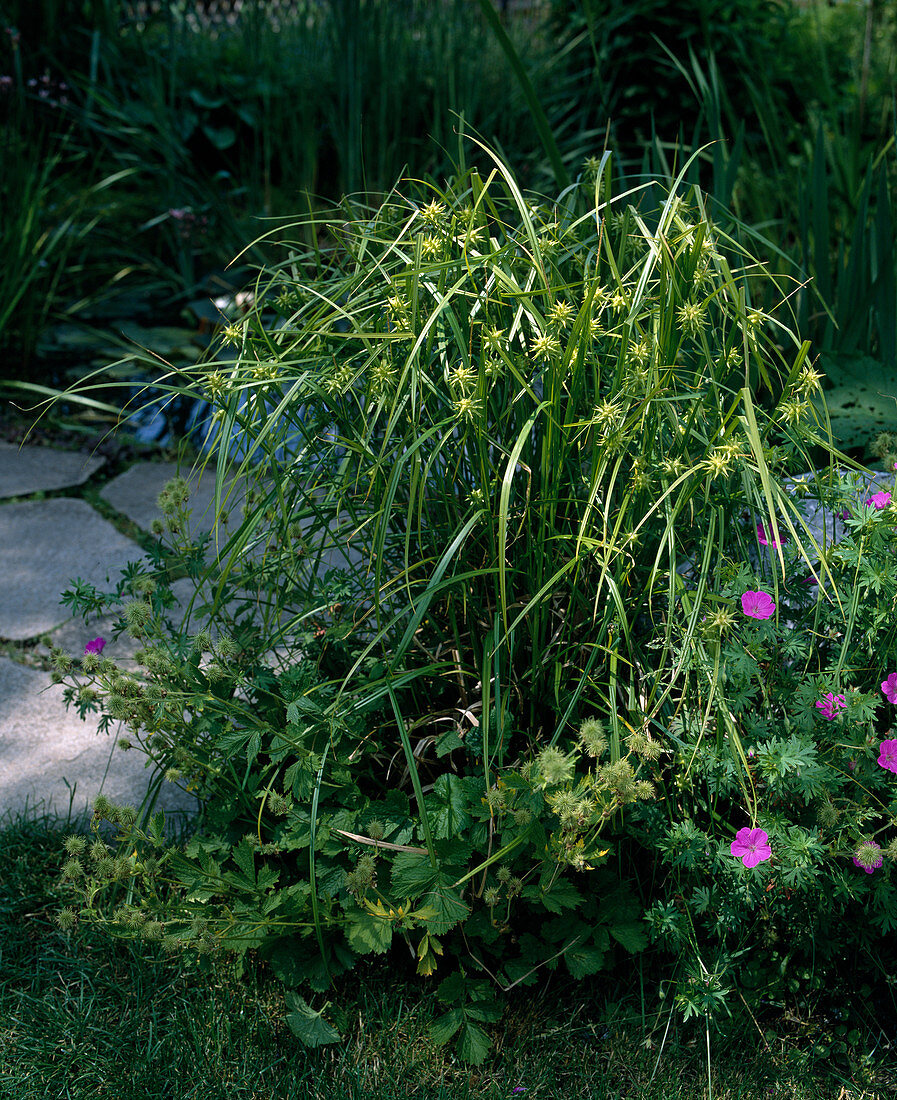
(197, 148, 824, 743)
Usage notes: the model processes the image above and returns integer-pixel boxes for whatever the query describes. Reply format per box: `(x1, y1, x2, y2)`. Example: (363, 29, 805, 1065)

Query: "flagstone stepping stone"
(0, 498, 145, 641)
(44, 608, 143, 670)
(43, 576, 249, 666)
(0, 441, 104, 499)
(100, 460, 240, 535)
(0, 657, 197, 830)
(782, 468, 893, 552)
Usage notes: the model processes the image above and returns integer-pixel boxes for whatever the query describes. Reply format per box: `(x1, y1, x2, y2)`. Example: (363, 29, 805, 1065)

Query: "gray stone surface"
(0, 657, 197, 828)
(46, 608, 141, 667)
(100, 460, 245, 537)
(0, 441, 105, 499)
(0, 447, 371, 837)
(780, 468, 893, 555)
(41, 576, 264, 675)
(0, 498, 145, 641)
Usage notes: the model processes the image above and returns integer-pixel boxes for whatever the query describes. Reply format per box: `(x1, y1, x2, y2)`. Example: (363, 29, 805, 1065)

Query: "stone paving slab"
(100, 460, 246, 537)
(0, 498, 146, 641)
(0, 657, 197, 828)
(784, 468, 892, 549)
(0, 441, 105, 499)
(100, 458, 376, 575)
(46, 607, 142, 669)
(43, 576, 249, 666)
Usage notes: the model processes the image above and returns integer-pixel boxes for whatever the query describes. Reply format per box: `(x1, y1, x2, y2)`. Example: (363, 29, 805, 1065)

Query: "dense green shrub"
(544, 0, 798, 164)
(52, 151, 897, 1060)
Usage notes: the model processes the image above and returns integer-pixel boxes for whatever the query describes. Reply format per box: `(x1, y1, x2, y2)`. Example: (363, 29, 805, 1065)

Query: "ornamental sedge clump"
(50, 155, 897, 1065)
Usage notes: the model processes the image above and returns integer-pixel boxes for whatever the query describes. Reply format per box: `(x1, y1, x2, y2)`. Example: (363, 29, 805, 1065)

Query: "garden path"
(0, 442, 208, 830)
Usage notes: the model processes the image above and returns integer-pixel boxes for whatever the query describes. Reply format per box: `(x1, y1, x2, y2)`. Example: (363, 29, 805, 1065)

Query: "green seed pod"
(578, 717, 607, 759)
(107, 695, 132, 720)
(215, 635, 239, 661)
(536, 746, 576, 787)
(54, 908, 78, 932)
(96, 856, 115, 879)
(62, 858, 84, 880)
(112, 857, 132, 880)
(92, 794, 114, 819)
(124, 600, 153, 633)
(63, 835, 87, 857)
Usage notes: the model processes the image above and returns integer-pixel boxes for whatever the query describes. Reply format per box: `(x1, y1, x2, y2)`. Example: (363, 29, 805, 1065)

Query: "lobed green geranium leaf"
(344, 905, 393, 955)
(429, 773, 471, 839)
(265, 935, 356, 992)
(457, 1019, 492, 1065)
(564, 940, 607, 979)
(429, 1006, 464, 1046)
(284, 992, 341, 1048)
(533, 875, 583, 915)
(390, 854, 471, 934)
(610, 921, 649, 954)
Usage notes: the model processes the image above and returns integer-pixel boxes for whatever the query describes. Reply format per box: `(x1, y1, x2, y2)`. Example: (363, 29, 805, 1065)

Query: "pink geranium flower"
(878, 739, 897, 773)
(815, 692, 846, 720)
(756, 522, 787, 548)
(865, 491, 892, 510)
(741, 590, 775, 619)
(882, 673, 897, 704)
(84, 637, 106, 655)
(730, 827, 772, 868)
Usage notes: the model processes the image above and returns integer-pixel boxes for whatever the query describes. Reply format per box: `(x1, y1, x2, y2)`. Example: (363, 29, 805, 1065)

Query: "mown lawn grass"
(0, 810, 893, 1100)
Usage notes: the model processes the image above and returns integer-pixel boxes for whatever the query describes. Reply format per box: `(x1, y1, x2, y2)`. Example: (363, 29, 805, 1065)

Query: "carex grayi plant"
(51, 144, 842, 1060)
(206, 144, 831, 762)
